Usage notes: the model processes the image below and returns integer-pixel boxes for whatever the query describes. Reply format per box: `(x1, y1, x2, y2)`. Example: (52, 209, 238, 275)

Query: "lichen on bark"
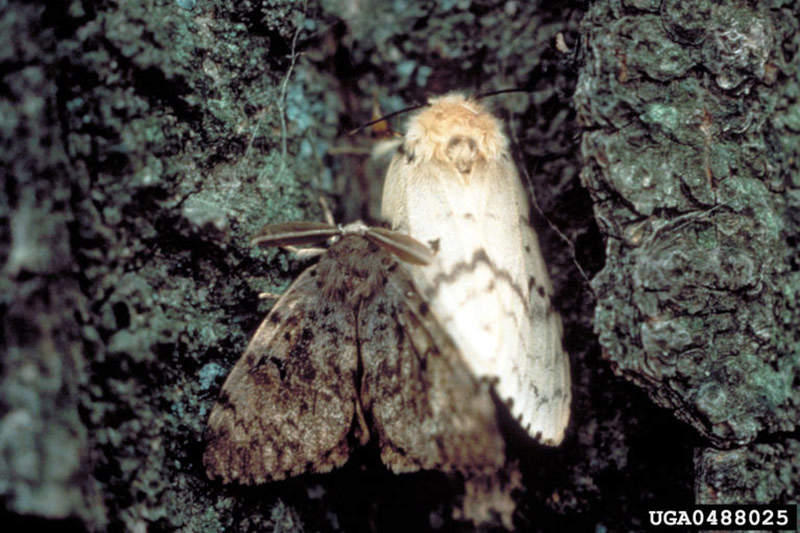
(3, 0, 332, 530)
(577, 0, 800, 508)
(577, 0, 799, 448)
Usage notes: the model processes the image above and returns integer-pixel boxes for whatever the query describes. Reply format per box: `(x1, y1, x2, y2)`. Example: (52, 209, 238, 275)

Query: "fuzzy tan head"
(402, 93, 509, 175)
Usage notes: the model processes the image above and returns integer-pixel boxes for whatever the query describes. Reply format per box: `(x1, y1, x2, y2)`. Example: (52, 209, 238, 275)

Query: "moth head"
(445, 135, 479, 174)
(403, 93, 509, 175)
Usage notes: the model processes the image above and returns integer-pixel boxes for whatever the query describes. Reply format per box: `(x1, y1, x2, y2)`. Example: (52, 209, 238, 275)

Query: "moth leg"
(318, 195, 335, 225)
(258, 291, 281, 300)
(282, 245, 327, 259)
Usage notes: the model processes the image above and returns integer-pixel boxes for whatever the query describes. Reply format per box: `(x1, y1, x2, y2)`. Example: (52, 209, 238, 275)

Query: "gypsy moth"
(381, 93, 571, 445)
(203, 221, 504, 484)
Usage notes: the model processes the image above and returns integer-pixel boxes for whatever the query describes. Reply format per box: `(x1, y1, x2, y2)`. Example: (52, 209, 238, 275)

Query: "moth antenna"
(474, 87, 533, 101)
(364, 227, 434, 266)
(368, 95, 393, 139)
(251, 221, 338, 248)
(350, 88, 533, 138)
(347, 102, 428, 136)
(334, 221, 432, 265)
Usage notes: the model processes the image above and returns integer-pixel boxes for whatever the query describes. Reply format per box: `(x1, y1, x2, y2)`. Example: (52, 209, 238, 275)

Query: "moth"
(203, 221, 505, 484)
(381, 93, 571, 445)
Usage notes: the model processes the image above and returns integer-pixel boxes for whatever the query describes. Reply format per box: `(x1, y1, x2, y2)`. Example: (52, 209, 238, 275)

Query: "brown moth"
(203, 221, 504, 484)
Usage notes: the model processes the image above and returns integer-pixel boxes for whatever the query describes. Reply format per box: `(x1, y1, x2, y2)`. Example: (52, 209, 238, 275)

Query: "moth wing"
(489, 158, 571, 445)
(382, 153, 570, 445)
(203, 266, 359, 484)
(358, 262, 504, 474)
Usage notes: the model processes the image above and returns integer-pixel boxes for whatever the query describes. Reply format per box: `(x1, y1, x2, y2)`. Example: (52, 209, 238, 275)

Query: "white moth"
(381, 93, 571, 445)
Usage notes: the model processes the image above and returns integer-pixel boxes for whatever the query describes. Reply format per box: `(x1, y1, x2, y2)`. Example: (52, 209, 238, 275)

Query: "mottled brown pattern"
(203, 235, 504, 483)
(360, 273, 504, 475)
(203, 263, 358, 484)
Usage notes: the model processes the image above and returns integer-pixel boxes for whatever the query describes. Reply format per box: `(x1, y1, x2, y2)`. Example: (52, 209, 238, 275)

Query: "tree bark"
(577, 0, 800, 509)
(1, 0, 797, 531)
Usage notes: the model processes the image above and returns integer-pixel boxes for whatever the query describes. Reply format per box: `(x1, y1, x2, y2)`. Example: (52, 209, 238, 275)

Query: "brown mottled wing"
(203, 265, 358, 484)
(358, 264, 505, 475)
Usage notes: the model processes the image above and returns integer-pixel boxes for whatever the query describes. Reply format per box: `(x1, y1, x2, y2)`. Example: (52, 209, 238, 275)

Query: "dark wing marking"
(358, 265, 505, 475)
(203, 267, 359, 484)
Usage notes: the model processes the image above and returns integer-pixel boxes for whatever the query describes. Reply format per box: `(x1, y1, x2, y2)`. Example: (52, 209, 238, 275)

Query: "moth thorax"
(321, 237, 393, 304)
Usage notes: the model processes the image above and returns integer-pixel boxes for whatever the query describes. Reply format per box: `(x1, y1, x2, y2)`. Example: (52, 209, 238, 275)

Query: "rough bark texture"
(1, 0, 796, 531)
(577, 0, 800, 514)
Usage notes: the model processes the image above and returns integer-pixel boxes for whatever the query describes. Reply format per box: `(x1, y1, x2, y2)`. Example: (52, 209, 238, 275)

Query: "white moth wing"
(381, 93, 570, 445)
